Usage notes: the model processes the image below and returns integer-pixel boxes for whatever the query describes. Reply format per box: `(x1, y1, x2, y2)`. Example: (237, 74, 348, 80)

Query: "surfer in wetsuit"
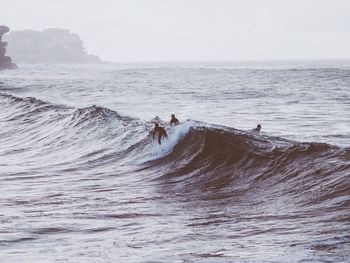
(153, 123, 168, 144)
(170, 114, 179, 126)
(253, 124, 261, 133)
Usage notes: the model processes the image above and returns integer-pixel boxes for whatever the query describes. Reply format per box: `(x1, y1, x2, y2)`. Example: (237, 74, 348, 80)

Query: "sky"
(2, 0, 350, 62)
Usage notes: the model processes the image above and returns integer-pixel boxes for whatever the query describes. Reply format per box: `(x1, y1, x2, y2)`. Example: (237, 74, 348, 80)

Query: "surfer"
(253, 124, 261, 133)
(170, 114, 179, 126)
(153, 123, 168, 144)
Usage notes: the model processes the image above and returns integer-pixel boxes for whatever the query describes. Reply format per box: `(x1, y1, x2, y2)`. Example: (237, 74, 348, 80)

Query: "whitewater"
(0, 61, 349, 262)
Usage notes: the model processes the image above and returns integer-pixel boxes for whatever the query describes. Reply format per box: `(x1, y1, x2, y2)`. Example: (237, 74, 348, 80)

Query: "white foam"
(138, 120, 195, 163)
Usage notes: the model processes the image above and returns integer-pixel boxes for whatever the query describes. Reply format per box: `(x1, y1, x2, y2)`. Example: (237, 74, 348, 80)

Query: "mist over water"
(0, 61, 350, 262)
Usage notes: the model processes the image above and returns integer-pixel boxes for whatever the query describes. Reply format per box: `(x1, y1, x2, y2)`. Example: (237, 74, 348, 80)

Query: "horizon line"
(101, 58, 350, 64)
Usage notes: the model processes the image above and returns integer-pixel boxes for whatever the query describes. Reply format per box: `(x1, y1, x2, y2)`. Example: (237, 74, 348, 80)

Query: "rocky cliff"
(4, 28, 102, 64)
(0, 25, 17, 70)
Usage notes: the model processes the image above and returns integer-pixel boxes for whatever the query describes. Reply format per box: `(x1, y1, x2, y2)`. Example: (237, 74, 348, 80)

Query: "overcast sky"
(2, 0, 350, 61)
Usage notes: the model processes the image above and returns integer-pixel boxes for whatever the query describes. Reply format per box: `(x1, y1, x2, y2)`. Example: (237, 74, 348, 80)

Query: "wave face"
(148, 125, 350, 207)
(1, 92, 350, 262)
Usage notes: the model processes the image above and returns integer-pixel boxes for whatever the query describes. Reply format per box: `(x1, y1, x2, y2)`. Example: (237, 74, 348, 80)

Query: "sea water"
(0, 61, 349, 262)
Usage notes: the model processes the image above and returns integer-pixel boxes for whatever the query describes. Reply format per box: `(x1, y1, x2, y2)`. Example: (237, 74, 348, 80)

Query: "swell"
(0, 93, 147, 170)
(1, 93, 350, 208)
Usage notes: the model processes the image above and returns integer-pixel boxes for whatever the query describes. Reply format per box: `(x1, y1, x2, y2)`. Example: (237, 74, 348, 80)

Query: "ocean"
(0, 61, 349, 262)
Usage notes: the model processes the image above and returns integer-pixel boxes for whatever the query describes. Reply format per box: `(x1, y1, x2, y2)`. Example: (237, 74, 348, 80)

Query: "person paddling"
(153, 123, 168, 144)
(170, 114, 179, 126)
(253, 124, 261, 133)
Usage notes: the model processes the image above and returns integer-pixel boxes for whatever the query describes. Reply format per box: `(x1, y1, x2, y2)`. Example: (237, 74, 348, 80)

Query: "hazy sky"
(2, 0, 350, 61)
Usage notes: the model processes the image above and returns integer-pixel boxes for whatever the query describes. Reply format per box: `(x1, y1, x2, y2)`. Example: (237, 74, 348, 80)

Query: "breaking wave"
(1, 92, 349, 204)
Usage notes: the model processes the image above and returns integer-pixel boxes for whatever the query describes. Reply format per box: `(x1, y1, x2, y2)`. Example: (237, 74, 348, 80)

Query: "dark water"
(0, 62, 350, 262)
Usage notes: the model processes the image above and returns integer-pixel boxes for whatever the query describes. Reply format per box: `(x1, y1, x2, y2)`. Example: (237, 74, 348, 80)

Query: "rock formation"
(4, 28, 102, 64)
(0, 25, 17, 70)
